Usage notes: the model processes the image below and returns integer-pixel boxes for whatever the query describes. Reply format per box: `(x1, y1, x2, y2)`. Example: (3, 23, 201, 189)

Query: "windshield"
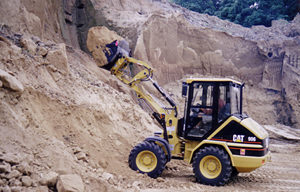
(230, 84, 242, 115)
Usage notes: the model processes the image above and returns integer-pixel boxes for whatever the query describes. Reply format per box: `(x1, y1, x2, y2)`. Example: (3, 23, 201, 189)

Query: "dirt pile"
(0, 25, 161, 191)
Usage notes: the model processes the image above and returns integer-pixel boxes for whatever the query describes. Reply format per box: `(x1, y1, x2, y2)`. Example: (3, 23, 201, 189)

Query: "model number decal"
(233, 134, 245, 142)
(248, 136, 256, 142)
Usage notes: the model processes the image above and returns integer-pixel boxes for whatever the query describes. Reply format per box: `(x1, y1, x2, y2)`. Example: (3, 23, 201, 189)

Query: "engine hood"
(240, 117, 268, 140)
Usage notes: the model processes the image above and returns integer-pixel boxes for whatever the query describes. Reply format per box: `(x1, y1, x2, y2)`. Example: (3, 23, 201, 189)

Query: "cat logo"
(233, 134, 245, 142)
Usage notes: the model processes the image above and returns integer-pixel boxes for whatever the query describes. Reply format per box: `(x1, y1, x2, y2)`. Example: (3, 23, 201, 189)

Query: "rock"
(31, 36, 41, 44)
(35, 186, 49, 192)
(20, 37, 37, 55)
(63, 0, 75, 15)
(39, 171, 58, 186)
(20, 7, 42, 37)
(46, 43, 69, 75)
(6, 170, 21, 180)
(156, 177, 165, 182)
(101, 172, 113, 181)
(102, 172, 116, 185)
(0, 178, 6, 185)
(72, 147, 82, 154)
(56, 174, 84, 192)
(21, 176, 32, 187)
(0, 80, 3, 87)
(36, 46, 48, 57)
(9, 178, 22, 187)
(0, 91, 4, 99)
(86, 26, 123, 67)
(54, 159, 72, 175)
(16, 162, 31, 175)
(132, 181, 141, 189)
(10, 186, 22, 192)
(0, 70, 24, 92)
(1, 185, 11, 192)
(98, 159, 108, 169)
(0, 162, 11, 173)
(0, 173, 6, 179)
(75, 152, 87, 161)
(1, 153, 21, 165)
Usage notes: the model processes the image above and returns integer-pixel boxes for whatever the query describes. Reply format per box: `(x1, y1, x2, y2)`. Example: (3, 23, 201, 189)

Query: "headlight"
(265, 137, 269, 148)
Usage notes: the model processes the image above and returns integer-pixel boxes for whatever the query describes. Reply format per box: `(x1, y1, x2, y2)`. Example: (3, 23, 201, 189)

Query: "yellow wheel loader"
(101, 40, 271, 186)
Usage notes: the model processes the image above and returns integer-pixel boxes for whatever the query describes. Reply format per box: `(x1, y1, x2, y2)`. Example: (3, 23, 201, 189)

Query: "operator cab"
(180, 78, 245, 140)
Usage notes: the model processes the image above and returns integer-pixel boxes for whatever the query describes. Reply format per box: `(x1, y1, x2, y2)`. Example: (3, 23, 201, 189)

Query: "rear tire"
(193, 146, 232, 186)
(128, 141, 166, 178)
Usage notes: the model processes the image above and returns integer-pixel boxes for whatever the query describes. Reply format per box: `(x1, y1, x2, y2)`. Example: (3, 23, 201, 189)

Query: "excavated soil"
(141, 143, 300, 192)
(0, 0, 300, 191)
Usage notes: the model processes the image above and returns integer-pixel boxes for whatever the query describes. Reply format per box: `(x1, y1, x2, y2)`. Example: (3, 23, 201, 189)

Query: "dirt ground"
(135, 141, 300, 192)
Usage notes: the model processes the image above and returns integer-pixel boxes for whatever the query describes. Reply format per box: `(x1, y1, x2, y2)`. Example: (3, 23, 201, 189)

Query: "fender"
(144, 136, 171, 162)
(188, 140, 233, 164)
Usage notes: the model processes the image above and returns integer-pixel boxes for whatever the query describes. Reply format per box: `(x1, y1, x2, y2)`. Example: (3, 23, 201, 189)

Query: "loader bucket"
(101, 40, 131, 71)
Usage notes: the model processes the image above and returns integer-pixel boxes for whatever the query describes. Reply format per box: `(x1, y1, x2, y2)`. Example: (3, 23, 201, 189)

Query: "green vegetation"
(171, 0, 299, 27)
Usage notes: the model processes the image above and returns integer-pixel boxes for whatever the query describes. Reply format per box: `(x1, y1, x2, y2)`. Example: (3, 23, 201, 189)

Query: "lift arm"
(110, 55, 178, 120)
(101, 40, 180, 149)
(101, 40, 183, 158)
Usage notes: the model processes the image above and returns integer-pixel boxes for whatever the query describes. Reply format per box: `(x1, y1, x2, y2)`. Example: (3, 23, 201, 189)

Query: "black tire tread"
(192, 146, 232, 186)
(128, 141, 166, 178)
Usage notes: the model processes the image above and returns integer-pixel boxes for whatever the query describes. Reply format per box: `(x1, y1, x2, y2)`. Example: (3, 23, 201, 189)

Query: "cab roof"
(185, 78, 242, 85)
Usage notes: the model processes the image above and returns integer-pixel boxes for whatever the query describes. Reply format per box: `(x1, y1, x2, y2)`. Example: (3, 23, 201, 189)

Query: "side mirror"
(182, 82, 188, 97)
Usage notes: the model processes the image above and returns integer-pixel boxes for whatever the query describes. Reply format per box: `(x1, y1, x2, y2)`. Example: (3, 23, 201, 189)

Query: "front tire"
(193, 146, 232, 186)
(128, 141, 166, 178)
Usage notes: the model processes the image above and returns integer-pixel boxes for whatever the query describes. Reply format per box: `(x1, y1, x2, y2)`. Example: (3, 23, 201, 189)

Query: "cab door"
(184, 82, 217, 140)
(184, 82, 231, 140)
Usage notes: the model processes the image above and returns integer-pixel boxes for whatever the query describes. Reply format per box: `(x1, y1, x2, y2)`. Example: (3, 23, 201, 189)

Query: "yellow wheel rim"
(136, 150, 157, 172)
(200, 155, 222, 179)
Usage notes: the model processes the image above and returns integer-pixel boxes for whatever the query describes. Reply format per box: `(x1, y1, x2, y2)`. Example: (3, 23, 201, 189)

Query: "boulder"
(56, 174, 84, 192)
(46, 43, 69, 75)
(86, 26, 123, 67)
(0, 70, 24, 92)
(39, 171, 58, 186)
